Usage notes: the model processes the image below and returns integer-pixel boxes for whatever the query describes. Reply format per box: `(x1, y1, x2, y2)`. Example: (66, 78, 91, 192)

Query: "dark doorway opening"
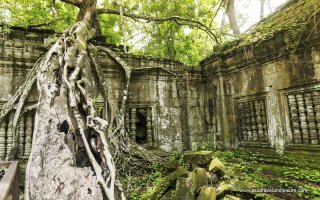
(135, 109, 147, 144)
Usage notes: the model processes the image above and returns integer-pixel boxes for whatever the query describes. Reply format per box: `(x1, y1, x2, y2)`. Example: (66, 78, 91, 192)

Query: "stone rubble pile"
(149, 151, 245, 200)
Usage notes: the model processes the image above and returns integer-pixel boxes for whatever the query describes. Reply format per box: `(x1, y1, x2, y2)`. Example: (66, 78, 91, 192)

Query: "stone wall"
(201, 24, 320, 152)
(1, 7, 320, 156)
(0, 25, 205, 160)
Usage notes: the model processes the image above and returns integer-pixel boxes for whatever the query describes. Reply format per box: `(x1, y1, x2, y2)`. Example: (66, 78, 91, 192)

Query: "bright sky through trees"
(233, 0, 288, 32)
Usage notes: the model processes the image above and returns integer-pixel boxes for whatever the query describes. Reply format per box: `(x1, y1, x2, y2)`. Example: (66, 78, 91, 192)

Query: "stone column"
(18, 114, 25, 158)
(288, 95, 302, 144)
(130, 108, 136, 139)
(296, 94, 309, 144)
(260, 100, 268, 142)
(24, 112, 33, 158)
(238, 102, 247, 141)
(0, 119, 6, 158)
(146, 108, 153, 145)
(245, 102, 253, 141)
(312, 91, 320, 144)
(305, 93, 318, 144)
(255, 100, 265, 142)
(250, 102, 258, 142)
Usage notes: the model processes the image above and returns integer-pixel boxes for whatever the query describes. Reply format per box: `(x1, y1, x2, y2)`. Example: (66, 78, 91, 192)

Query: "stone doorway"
(126, 107, 154, 147)
(135, 109, 147, 144)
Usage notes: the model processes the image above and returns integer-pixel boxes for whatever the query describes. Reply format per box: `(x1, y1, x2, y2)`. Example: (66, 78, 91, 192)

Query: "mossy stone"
(174, 177, 194, 200)
(224, 194, 241, 200)
(141, 167, 187, 200)
(229, 180, 257, 191)
(190, 167, 208, 193)
(184, 151, 215, 166)
(209, 158, 226, 177)
(215, 181, 230, 197)
(197, 186, 216, 200)
(160, 189, 175, 200)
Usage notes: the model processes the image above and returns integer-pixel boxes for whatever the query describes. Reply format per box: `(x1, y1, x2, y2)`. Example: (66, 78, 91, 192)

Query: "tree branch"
(58, 0, 82, 7)
(96, 8, 220, 44)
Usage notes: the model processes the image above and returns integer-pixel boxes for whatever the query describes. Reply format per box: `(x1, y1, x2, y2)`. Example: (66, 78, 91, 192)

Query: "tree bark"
(24, 22, 105, 200)
(24, 0, 125, 199)
(0, 0, 172, 199)
(225, 0, 240, 35)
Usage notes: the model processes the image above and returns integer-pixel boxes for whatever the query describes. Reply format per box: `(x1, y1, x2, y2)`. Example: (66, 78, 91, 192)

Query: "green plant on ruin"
(169, 151, 186, 167)
(282, 167, 320, 184)
(210, 0, 320, 59)
(123, 163, 166, 199)
(0, 25, 11, 38)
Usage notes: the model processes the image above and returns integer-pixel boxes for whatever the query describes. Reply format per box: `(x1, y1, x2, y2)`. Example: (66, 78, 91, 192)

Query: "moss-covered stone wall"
(0, 25, 208, 156)
(201, 0, 320, 152)
(1, 0, 320, 154)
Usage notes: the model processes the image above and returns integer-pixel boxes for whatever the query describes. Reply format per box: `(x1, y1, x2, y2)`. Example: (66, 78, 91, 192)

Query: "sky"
(234, 0, 288, 32)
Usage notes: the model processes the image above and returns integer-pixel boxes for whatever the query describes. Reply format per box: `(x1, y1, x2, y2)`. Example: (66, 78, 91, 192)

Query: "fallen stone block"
(141, 167, 187, 200)
(209, 158, 226, 177)
(190, 167, 208, 193)
(229, 180, 257, 191)
(215, 181, 230, 197)
(184, 151, 215, 166)
(174, 177, 194, 200)
(197, 186, 216, 200)
(160, 189, 175, 200)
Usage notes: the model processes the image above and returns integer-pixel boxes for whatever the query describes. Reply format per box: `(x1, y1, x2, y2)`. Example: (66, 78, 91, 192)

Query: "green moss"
(212, 148, 320, 200)
(192, 151, 214, 155)
(198, 186, 216, 200)
(190, 168, 208, 192)
(140, 167, 187, 200)
(126, 148, 320, 200)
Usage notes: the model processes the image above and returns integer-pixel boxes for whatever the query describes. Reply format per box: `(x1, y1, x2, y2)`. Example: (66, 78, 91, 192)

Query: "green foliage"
(0, 0, 78, 32)
(282, 167, 320, 184)
(98, 14, 121, 45)
(216, 148, 320, 200)
(168, 151, 189, 168)
(128, 0, 220, 65)
(0, 25, 11, 38)
(212, 150, 237, 162)
(1, 0, 223, 65)
(123, 163, 165, 200)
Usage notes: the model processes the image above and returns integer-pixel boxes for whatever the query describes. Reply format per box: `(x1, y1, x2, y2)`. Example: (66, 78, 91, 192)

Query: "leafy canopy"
(1, 0, 224, 65)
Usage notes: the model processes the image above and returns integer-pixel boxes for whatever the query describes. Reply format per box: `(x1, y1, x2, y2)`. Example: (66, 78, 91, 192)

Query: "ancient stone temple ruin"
(0, 0, 319, 165)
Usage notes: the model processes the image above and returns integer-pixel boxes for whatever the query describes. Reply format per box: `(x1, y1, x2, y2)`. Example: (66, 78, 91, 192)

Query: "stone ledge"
(287, 144, 320, 152)
(239, 142, 272, 148)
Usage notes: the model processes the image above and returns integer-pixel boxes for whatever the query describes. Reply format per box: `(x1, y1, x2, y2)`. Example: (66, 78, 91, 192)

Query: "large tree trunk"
(24, 23, 104, 200)
(24, 0, 124, 199)
(0, 0, 168, 199)
(226, 0, 240, 35)
(24, 40, 105, 199)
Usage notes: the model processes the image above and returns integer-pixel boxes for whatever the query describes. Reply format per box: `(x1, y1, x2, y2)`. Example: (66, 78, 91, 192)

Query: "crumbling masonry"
(0, 0, 320, 164)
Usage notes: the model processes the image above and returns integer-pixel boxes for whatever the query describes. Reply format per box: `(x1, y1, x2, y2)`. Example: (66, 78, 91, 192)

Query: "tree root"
(0, 58, 43, 159)
(2, 17, 171, 200)
(0, 57, 42, 124)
